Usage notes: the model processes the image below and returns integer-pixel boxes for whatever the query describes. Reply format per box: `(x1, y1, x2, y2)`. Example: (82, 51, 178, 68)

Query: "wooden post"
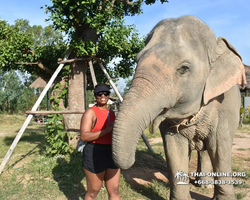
(98, 61, 155, 154)
(0, 49, 72, 174)
(89, 60, 97, 87)
(26, 110, 85, 115)
(46, 89, 49, 111)
(98, 61, 123, 101)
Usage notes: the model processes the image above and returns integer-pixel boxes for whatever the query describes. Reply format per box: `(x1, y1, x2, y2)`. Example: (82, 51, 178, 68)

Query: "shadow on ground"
(52, 154, 86, 200)
(190, 192, 212, 200)
(122, 150, 169, 200)
(122, 150, 214, 200)
(3, 127, 46, 146)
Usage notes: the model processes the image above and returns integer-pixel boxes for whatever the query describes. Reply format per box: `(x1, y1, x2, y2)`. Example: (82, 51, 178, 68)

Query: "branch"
(15, 61, 54, 75)
(111, 0, 116, 7)
(2, 71, 14, 92)
(99, 1, 103, 10)
(57, 56, 99, 64)
(106, 0, 116, 11)
(19, 48, 54, 75)
(23, 48, 35, 57)
(120, 0, 140, 5)
(15, 62, 39, 65)
(37, 62, 54, 75)
(99, 0, 116, 12)
(58, 59, 78, 64)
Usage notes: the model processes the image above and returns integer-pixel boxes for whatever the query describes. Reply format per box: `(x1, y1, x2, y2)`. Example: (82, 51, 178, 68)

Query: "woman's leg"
(104, 168, 121, 200)
(84, 168, 105, 200)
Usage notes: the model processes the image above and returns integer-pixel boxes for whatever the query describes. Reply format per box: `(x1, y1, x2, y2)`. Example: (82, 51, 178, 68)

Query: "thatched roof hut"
(29, 77, 50, 88)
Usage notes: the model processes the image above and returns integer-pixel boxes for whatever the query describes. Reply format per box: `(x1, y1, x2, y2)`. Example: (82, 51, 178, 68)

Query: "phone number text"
(194, 180, 242, 185)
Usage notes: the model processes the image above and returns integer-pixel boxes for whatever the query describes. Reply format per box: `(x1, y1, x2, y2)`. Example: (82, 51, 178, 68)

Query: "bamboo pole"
(98, 61, 155, 153)
(0, 49, 72, 174)
(89, 60, 97, 87)
(26, 110, 85, 115)
(98, 61, 123, 101)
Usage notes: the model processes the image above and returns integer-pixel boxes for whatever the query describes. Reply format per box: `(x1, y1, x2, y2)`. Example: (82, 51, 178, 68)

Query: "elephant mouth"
(149, 108, 168, 134)
(150, 105, 204, 134)
(167, 113, 200, 133)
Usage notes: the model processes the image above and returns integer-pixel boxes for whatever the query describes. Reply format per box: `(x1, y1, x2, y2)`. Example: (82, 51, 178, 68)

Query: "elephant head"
(112, 15, 246, 169)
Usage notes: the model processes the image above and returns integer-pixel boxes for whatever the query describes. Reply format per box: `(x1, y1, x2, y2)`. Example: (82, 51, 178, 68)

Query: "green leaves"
(0, 20, 32, 70)
(0, 69, 41, 113)
(43, 0, 152, 82)
(97, 20, 145, 78)
(0, 19, 67, 81)
(45, 113, 73, 157)
(45, 77, 72, 156)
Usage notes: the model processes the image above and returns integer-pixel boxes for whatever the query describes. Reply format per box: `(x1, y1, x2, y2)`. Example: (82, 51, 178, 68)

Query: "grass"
(236, 148, 248, 151)
(235, 192, 247, 200)
(237, 118, 250, 133)
(0, 114, 249, 200)
(0, 115, 169, 200)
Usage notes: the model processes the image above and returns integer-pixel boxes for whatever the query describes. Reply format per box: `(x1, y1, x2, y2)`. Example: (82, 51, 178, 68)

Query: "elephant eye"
(177, 65, 190, 75)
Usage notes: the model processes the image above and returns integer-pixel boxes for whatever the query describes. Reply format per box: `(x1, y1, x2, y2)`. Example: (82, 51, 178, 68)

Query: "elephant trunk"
(112, 71, 172, 169)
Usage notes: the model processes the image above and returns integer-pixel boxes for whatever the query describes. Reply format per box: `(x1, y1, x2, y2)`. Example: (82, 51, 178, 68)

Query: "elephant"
(112, 15, 246, 200)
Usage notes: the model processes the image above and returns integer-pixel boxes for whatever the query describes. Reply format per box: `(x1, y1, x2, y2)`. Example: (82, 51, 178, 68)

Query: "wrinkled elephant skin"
(112, 15, 246, 200)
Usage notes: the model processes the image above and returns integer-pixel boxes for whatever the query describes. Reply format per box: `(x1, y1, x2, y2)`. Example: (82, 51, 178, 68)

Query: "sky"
(1, 0, 250, 90)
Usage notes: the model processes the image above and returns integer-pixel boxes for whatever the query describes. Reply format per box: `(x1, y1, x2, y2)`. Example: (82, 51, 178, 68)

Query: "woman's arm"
(80, 108, 113, 142)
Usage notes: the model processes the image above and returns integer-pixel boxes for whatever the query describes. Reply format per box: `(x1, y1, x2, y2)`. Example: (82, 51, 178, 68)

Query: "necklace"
(98, 107, 108, 117)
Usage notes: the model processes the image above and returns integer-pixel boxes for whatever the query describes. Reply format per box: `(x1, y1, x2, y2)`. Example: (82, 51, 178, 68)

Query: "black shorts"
(82, 143, 118, 174)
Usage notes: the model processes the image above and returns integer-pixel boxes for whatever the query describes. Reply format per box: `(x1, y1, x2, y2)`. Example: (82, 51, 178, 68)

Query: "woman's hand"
(105, 122, 114, 133)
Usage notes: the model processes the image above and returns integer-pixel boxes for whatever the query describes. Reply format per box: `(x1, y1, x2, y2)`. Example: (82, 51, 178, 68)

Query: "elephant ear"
(203, 37, 246, 105)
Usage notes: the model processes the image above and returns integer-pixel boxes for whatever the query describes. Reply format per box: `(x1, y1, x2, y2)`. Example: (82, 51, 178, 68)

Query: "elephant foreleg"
(163, 132, 191, 200)
(195, 150, 213, 188)
(206, 138, 236, 200)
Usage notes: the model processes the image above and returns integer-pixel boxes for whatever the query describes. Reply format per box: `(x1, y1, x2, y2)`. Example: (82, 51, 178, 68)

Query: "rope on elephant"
(168, 101, 219, 151)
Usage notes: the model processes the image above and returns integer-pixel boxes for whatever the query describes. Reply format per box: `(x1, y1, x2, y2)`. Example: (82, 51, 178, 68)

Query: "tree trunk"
(62, 27, 97, 148)
(63, 60, 87, 148)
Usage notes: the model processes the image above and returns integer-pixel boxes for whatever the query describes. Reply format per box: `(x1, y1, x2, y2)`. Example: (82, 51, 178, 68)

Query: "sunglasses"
(95, 91, 110, 97)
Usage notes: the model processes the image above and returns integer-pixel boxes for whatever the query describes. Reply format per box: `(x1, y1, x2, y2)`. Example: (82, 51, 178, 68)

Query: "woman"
(80, 83, 120, 200)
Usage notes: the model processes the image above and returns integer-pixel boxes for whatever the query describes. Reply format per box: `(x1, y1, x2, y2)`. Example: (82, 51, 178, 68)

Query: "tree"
(0, 19, 67, 82)
(0, 70, 20, 113)
(44, 0, 168, 147)
(0, 19, 73, 154)
(123, 77, 133, 95)
(0, 19, 69, 110)
(0, 69, 41, 113)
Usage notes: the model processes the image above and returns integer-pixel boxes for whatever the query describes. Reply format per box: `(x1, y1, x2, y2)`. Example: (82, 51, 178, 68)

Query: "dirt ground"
(122, 132, 250, 200)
